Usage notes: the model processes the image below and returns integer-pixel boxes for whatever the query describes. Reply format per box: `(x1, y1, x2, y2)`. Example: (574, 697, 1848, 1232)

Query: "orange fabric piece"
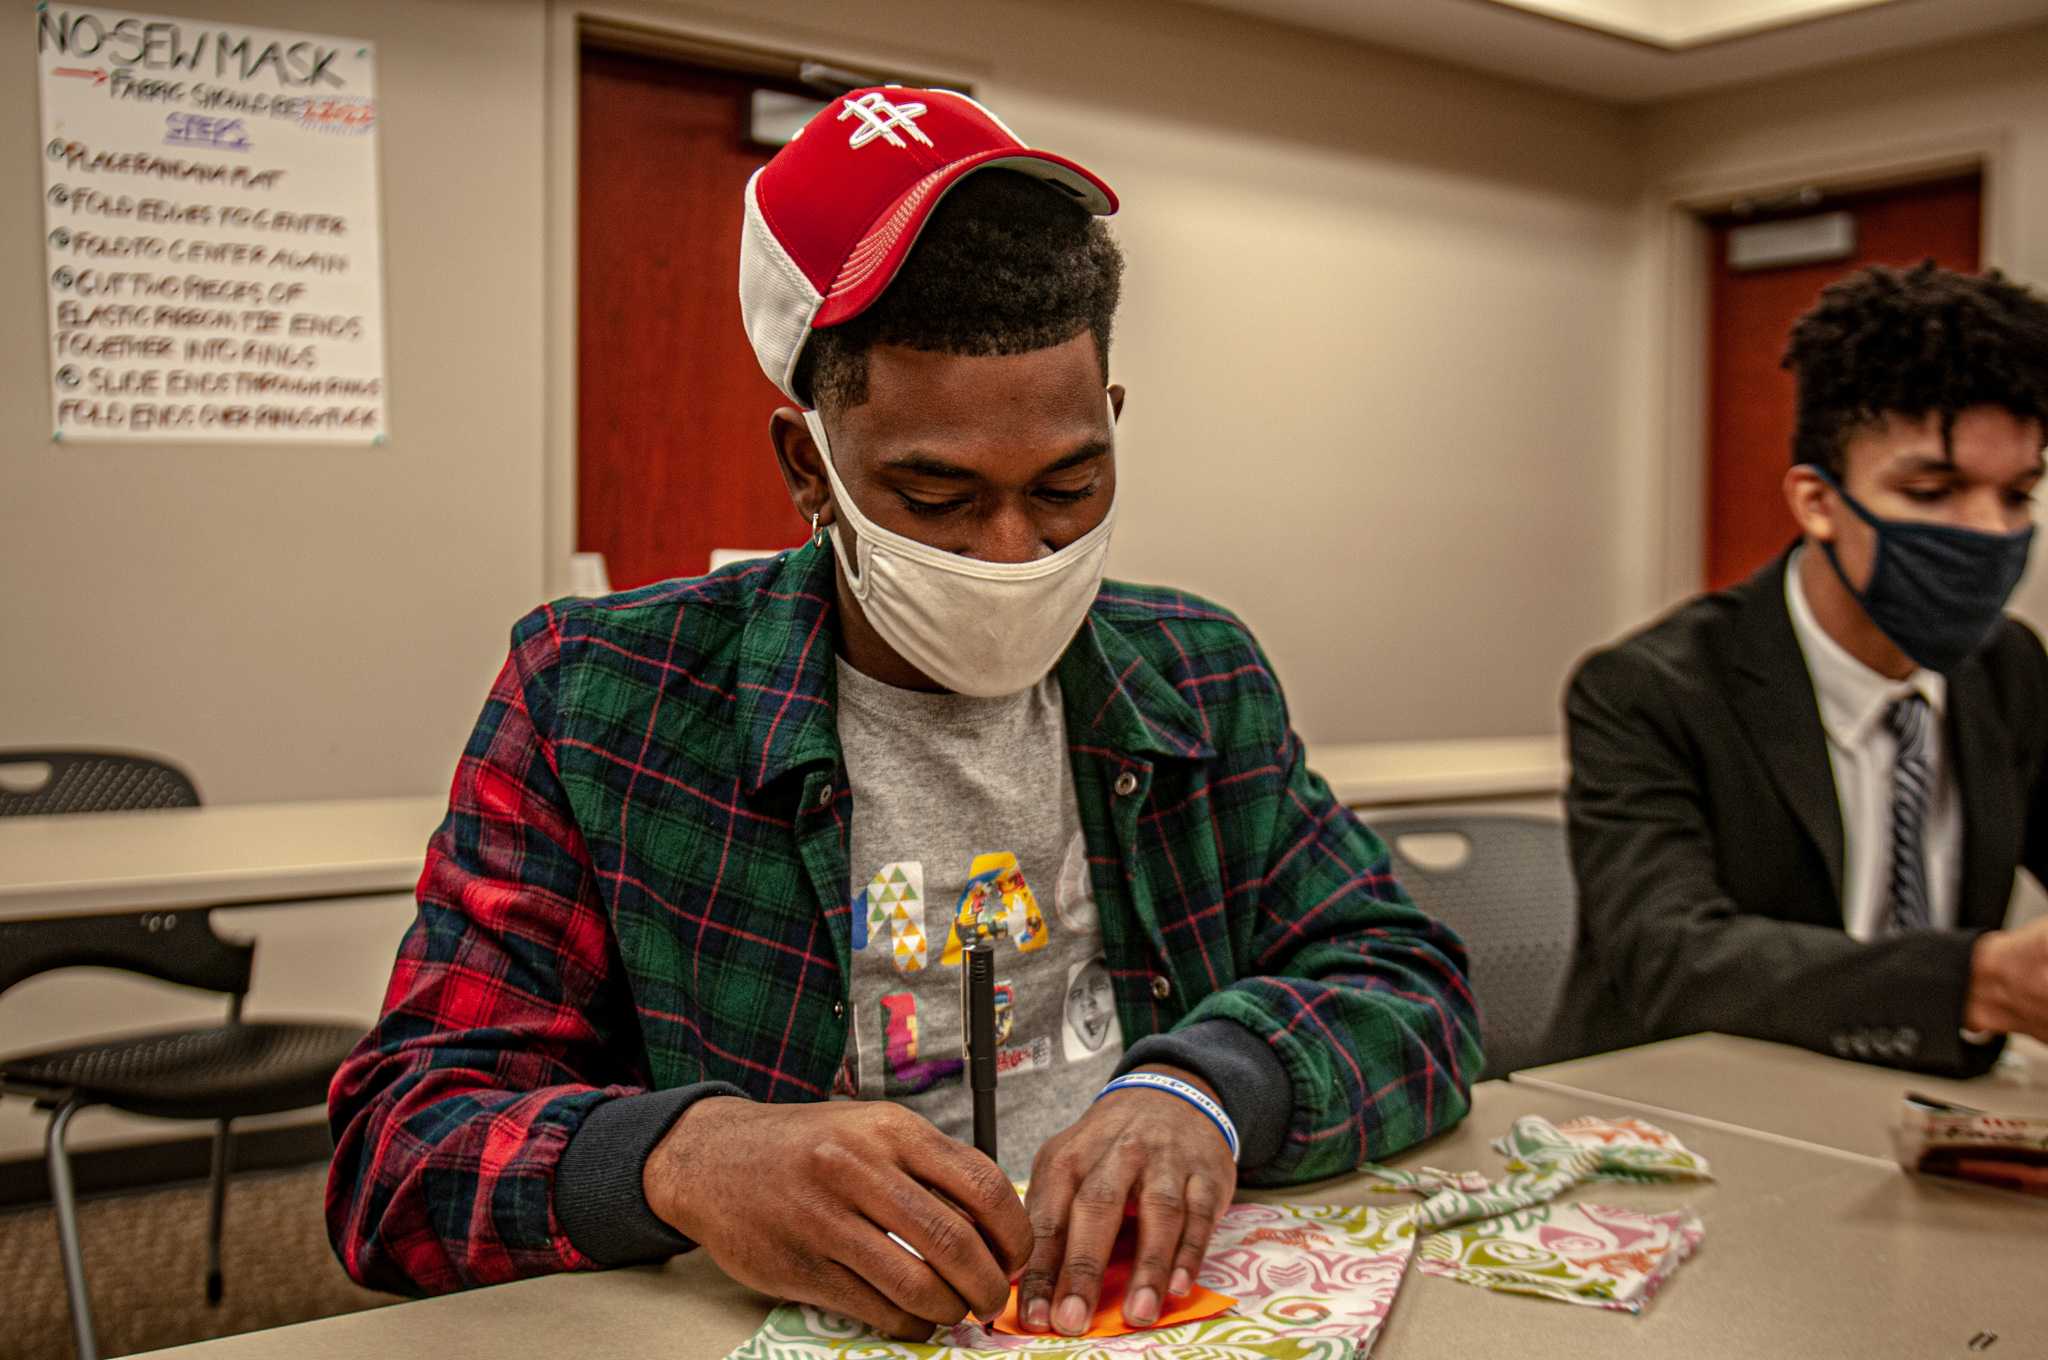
(989, 1225, 1236, 1338)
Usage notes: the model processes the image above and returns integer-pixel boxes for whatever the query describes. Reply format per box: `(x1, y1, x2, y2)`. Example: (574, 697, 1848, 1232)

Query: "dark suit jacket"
(1557, 549, 2048, 1077)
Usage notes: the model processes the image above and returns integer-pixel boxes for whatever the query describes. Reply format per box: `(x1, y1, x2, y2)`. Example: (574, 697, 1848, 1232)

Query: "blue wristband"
(1096, 1072, 1240, 1162)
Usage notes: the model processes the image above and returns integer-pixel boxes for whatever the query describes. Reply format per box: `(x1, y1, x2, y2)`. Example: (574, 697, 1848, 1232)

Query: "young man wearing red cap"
(329, 89, 1479, 1339)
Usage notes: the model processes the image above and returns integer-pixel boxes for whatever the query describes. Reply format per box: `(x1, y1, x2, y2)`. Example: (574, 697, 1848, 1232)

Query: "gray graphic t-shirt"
(832, 658, 1125, 1178)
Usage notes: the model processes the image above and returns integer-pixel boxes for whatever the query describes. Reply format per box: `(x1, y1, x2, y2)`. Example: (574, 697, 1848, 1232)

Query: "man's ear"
(770, 407, 834, 529)
(1784, 464, 1835, 544)
(1108, 383, 1126, 423)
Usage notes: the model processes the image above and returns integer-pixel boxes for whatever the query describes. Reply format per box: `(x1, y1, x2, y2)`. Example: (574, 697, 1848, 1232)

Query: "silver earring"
(810, 511, 826, 548)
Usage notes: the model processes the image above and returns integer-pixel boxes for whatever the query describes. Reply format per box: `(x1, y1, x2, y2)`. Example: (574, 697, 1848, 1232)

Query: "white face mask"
(803, 400, 1118, 698)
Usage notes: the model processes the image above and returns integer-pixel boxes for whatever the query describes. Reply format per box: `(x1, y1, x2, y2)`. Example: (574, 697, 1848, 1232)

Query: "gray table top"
(136, 1078, 2048, 1360)
(0, 796, 441, 919)
(1517, 1031, 2048, 1165)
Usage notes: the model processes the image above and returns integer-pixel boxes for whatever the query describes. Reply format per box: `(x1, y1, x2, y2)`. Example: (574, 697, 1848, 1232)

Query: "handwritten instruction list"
(38, 6, 387, 442)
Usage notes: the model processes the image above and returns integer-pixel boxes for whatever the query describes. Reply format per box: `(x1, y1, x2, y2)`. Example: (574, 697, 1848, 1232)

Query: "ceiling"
(1176, 0, 2048, 103)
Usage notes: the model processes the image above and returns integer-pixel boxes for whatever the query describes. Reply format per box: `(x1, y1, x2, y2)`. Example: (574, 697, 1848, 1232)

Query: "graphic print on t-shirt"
(852, 861, 928, 974)
(879, 990, 961, 1096)
(993, 980, 1015, 1046)
(1060, 957, 1116, 1063)
(843, 850, 1085, 1100)
(991, 975, 1054, 1076)
(1055, 831, 1098, 932)
(940, 852, 1050, 964)
(831, 656, 1125, 1174)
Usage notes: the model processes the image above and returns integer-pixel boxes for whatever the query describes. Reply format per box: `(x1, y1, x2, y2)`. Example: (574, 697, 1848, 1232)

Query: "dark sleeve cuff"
(1116, 1020, 1291, 1172)
(555, 1082, 745, 1266)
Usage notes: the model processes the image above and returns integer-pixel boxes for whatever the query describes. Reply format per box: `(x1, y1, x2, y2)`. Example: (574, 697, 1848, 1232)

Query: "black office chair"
(0, 750, 365, 1360)
(0, 749, 202, 816)
(1374, 811, 1586, 1081)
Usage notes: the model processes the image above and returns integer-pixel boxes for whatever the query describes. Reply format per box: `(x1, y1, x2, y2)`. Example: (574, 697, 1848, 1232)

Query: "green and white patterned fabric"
(726, 1116, 1716, 1359)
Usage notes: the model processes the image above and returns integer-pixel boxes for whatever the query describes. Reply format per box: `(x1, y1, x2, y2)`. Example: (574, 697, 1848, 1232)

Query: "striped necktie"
(1883, 694, 1934, 935)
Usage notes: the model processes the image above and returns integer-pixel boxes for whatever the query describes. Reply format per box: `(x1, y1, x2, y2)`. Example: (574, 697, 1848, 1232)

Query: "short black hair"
(796, 169, 1124, 413)
(1782, 261, 2048, 477)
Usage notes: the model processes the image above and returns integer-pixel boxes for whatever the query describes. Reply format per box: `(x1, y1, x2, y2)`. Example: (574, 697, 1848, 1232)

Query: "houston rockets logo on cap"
(836, 91, 935, 150)
(737, 86, 1118, 403)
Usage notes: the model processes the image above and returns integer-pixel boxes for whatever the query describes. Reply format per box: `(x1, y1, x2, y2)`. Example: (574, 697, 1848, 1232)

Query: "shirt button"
(1151, 974, 1171, 1000)
(1114, 771, 1139, 797)
(816, 784, 833, 808)
(833, 1000, 846, 1019)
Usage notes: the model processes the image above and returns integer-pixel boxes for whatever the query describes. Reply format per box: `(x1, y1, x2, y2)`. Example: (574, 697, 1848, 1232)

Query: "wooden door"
(1702, 175, 1981, 591)
(578, 50, 805, 591)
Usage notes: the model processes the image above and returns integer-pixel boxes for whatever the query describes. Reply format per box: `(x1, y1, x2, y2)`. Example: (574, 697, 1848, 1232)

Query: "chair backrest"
(0, 749, 200, 816)
(1373, 811, 1581, 1081)
(0, 910, 254, 1001)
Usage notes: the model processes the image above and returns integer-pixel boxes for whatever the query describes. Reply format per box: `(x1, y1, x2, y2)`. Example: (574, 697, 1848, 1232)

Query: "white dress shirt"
(1784, 548, 1962, 941)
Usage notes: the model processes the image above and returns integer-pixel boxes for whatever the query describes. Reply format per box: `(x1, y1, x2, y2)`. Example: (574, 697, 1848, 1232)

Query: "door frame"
(1633, 127, 2013, 621)
(541, 2, 979, 596)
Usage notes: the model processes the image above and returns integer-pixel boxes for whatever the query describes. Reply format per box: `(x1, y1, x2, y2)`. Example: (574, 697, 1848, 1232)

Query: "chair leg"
(205, 1117, 234, 1305)
(46, 1099, 100, 1360)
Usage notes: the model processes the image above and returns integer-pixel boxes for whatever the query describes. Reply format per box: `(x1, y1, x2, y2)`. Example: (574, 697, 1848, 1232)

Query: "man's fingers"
(914, 1132, 1033, 1275)
(878, 1179, 1013, 1321)
(834, 1214, 974, 1329)
(1121, 1169, 1187, 1326)
(1169, 1171, 1227, 1298)
(1051, 1158, 1138, 1336)
(807, 1259, 936, 1342)
(1016, 1157, 1077, 1333)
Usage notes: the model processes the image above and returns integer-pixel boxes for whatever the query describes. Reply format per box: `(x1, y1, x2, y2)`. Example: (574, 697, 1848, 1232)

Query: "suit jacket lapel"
(1727, 551, 1846, 912)
(1946, 656, 2019, 930)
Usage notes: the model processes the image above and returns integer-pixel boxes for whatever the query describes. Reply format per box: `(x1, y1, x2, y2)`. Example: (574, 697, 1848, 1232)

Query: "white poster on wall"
(36, 5, 387, 443)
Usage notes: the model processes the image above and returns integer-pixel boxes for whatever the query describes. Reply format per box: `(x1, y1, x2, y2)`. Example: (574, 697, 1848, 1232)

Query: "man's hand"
(1017, 1065, 1237, 1336)
(645, 1097, 1032, 1341)
(1967, 918, 2048, 1041)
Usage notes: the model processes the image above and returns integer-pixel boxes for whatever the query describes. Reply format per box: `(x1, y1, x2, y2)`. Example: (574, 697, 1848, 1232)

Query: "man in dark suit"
(1559, 263, 2048, 1077)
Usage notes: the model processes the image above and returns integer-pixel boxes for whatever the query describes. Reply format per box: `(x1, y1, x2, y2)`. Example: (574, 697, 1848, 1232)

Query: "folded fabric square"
(1418, 1201, 1705, 1314)
(1360, 1115, 1711, 1313)
(1494, 1115, 1716, 1184)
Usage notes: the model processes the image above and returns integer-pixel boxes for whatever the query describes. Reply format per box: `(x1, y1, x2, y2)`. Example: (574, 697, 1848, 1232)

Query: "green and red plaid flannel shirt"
(327, 543, 1480, 1294)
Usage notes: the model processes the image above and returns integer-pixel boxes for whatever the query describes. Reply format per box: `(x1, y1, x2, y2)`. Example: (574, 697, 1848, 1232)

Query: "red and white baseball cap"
(738, 87, 1117, 404)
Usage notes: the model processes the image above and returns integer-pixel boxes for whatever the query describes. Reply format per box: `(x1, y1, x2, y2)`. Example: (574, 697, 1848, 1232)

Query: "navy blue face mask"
(1809, 466, 2035, 673)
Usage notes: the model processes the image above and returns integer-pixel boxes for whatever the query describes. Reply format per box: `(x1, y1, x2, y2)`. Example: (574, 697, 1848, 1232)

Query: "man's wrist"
(557, 1082, 743, 1267)
(1132, 1062, 1218, 1102)
(1964, 931, 2014, 1036)
(1116, 1022, 1292, 1171)
(1102, 1069, 1240, 1161)
(642, 1093, 751, 1241)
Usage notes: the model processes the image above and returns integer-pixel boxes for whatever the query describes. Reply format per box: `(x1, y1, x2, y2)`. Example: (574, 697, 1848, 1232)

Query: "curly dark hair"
(795, 169, 1124, 413)
(1782, 261, 2048, 476)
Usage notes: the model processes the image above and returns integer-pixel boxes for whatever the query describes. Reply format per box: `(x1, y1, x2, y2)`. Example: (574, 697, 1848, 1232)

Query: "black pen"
(964, 935, 998, 1163)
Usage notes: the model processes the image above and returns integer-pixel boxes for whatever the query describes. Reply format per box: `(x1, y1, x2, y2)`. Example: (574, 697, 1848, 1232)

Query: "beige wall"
(0, 0, 548, 807)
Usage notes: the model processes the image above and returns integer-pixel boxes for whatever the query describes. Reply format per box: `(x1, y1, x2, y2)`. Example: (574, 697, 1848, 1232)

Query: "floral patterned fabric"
(1369, 1115, 1712, 1315)
(725, 1117, 1715, 1359)
(728, 1199, 1418, 1360)
(1416, 1202, 1704, 1314)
